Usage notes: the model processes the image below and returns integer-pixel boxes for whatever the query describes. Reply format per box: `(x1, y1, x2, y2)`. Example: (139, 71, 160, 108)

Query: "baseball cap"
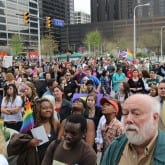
(100, 97, 119, 114)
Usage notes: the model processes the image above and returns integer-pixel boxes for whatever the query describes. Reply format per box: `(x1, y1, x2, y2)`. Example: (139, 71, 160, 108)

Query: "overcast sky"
(74, 0, 90, 14)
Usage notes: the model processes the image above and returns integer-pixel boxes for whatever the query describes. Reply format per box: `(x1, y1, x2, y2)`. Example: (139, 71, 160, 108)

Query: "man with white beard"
(101, 94, 165, 165)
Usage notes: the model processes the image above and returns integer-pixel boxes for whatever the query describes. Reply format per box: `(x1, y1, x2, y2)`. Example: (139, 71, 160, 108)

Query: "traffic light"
(46, 16, 52, 28)
(23, 11, 29, 25)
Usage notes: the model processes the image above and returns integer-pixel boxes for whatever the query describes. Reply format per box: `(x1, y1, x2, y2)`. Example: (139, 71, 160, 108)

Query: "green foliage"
(9, 34, 23, 56)
(84, 30, 102, 56)
(41, 35, 58, 61)
(136, 52, 148, 58)
(85, 31, 102, 45)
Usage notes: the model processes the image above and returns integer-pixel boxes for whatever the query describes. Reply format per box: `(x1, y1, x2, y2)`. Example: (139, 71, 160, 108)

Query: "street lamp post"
(133, 3, 150, 59)
(37, 0, 41, 66)
(160, 26, 165, 60)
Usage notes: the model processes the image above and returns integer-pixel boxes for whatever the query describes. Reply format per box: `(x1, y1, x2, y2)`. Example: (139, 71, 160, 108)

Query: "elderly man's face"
(122, 97, 158, 145)
(158, 82, 165, 98)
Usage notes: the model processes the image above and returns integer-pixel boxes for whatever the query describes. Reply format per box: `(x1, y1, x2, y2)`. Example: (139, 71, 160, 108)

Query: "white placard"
(3, 56, 13, 68)
(31, 125, 49, 146)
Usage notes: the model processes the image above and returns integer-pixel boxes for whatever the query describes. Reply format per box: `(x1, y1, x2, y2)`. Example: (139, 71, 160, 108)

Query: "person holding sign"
(7, 98, 60, 164)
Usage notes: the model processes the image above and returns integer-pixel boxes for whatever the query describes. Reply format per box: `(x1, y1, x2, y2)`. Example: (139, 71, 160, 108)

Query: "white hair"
(123, 94, 160, 145)
(124, 94, 160, 116)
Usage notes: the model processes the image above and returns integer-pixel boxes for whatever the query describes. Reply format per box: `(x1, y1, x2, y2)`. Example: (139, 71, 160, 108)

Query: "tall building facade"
(0, 0, 38, 51)
(66, 0, 74, 24)
(91, 0, 120, 22)
(60, 16, 165, 52)
(134, 0, 165, 17)
(39, 0, 74, 51)
(39, 0, 65, 39)
(91, 0, 165, 22)
(74, 11, 91, 24)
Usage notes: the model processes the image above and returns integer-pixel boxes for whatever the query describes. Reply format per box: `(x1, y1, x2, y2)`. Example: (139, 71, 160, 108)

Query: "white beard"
(124, 116, 155, 145)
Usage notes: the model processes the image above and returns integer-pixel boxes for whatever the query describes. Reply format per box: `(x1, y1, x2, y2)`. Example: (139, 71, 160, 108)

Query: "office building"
(66, 0, 74, 24)
(39, 0, 74, 51)
(39, 0, 65, 42)
(60, 16, 165, 51)
(91, 0, 120, 22)
(91, 0, 165, 22)
(0, 0, 38, 51)
(119, 0, 165, 19)
(74, 11, 91, 24)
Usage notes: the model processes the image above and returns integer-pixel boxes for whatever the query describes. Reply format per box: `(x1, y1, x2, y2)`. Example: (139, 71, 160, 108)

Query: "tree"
(41, 35, 58, 61)
(9, 34, 23, 57)
(84, 30, 102, 57)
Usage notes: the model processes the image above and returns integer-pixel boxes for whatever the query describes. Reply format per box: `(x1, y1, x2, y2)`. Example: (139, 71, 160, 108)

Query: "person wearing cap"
(101, 94, 165, 165)
(97, 97, 123, 155)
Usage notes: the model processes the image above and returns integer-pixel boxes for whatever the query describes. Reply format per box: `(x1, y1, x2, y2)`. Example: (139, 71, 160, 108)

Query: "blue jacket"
(101, 130, 165, 165)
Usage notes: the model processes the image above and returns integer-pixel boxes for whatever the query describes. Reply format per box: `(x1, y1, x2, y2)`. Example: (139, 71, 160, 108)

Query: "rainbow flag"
(126, 49, 134, 62)
(20, 100, 34, 133)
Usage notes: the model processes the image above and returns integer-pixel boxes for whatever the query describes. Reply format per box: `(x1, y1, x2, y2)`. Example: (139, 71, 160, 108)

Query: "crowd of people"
(0, 56, 165, 165)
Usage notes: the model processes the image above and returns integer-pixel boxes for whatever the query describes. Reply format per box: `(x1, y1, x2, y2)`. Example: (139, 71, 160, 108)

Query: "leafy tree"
(84, 30, 102, 57)
(9, 34, 23, 56)
(41, 35, 58, 61)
